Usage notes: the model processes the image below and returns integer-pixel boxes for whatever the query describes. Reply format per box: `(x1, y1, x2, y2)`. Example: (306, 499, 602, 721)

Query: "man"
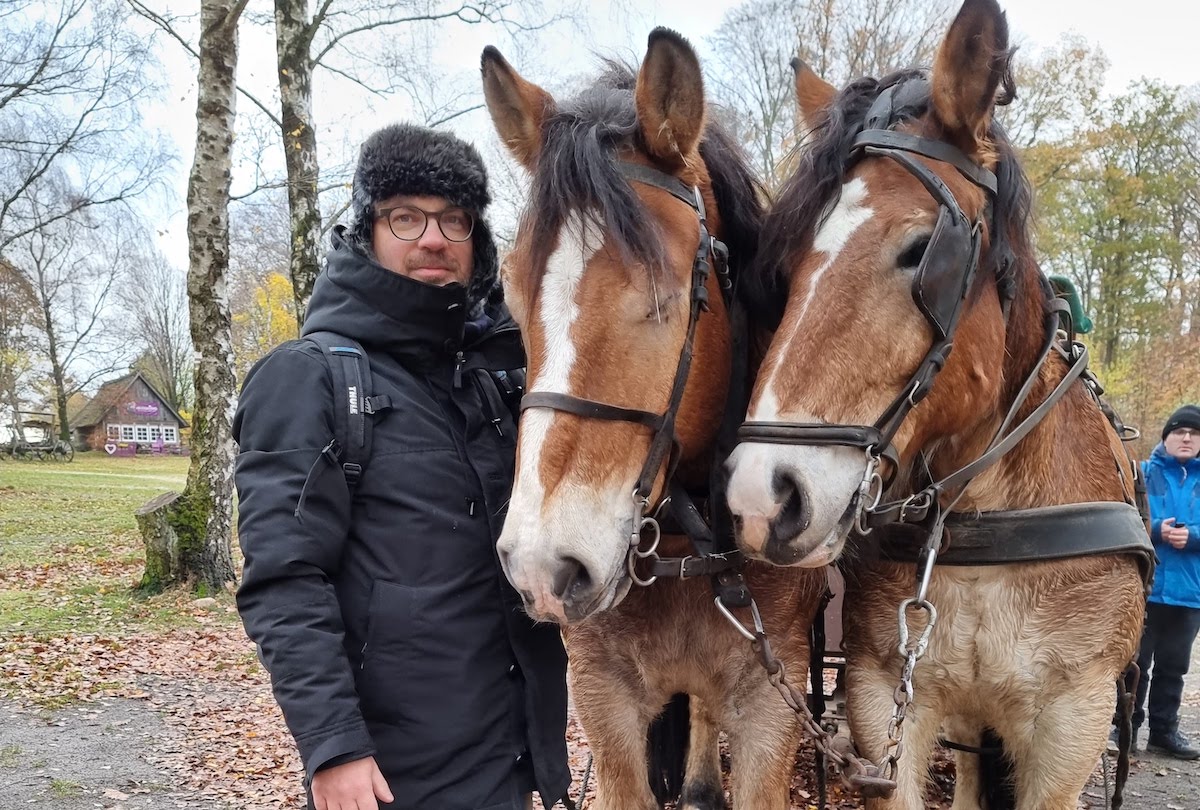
(233, 124, 570, 810)
(1129, 404, 1200, 759)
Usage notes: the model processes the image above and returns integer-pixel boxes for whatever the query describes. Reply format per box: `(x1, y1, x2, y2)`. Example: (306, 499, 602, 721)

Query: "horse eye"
(898, 236, 931, 269)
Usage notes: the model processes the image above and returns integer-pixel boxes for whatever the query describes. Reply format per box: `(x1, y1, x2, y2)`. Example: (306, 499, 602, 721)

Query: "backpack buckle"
(343, 462, 363, 487)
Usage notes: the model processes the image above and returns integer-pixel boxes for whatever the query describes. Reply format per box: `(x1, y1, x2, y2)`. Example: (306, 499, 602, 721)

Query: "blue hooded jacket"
(1143, 444, 1200, 608)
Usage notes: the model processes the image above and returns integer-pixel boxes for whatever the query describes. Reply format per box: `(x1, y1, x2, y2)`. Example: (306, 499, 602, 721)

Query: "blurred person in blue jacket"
(1129, 404, 1200, 759)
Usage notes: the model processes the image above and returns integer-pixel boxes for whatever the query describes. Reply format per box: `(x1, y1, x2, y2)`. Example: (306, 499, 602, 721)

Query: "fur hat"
(1163, 404, 1200, 440)
(348, 123, 499, 307)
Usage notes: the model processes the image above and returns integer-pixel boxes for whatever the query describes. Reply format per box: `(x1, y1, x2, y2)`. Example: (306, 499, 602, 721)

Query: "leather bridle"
(518, 161, 734, 586)
(734, 100, 1091, 541)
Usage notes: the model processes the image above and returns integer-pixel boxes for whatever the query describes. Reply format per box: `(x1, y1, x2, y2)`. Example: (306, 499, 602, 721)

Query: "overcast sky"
(137, 0, 1196, 270)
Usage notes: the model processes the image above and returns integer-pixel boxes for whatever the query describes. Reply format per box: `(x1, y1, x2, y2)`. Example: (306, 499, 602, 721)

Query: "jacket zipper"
(452, 350, 466, 389)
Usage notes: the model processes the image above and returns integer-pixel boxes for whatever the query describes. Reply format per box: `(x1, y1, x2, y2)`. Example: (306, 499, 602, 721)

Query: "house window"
(135, 425, 149, 442)
(107, 425, 119, 439)
(120, 425, 135, 441)
(149, 426, 162, 441)
(163, 426, 178, 444)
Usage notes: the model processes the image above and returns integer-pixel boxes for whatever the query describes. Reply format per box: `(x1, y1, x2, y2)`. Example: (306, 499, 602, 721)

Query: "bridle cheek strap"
(518, 162, 732, 506)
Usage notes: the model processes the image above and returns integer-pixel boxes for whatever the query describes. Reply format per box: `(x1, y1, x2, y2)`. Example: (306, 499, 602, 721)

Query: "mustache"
(404, 251, 460, 273)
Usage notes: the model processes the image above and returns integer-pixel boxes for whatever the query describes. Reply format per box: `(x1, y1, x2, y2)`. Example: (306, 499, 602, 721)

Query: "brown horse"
(482, 30, 824, 810)
(726, 1, 1148, 807)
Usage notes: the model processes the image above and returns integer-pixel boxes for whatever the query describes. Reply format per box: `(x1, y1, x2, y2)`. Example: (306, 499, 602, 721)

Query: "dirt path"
(1107, 641, 1200, 810)
(0, 697, 218, 810)
(1, 631, 1198, 809)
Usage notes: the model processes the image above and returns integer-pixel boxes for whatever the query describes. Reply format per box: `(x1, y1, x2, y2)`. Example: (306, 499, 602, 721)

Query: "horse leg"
(848, 667, 941, 810)
(942, 717, 983, 810)
(678, 694, 724, 810)
(724, 679, 802, 810)
(570, 669, 661, 810)
(1001, 677, 1113, 810)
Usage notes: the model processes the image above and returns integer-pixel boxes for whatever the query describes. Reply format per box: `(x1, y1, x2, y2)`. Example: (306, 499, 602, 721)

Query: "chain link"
(716, 596, 899, 798)
(715, 518, 944, 801)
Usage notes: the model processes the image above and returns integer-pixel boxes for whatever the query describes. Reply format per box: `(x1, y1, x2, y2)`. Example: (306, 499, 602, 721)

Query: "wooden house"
(72, 371, 189, 455)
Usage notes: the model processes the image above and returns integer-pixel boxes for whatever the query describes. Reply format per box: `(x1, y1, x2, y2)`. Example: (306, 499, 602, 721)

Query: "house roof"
(72, 371, 189, 429)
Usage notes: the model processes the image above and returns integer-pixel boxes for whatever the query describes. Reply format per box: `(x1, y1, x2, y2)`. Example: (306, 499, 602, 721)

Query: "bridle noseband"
(738, 118, 995, 503)
(518, 161, 733, 586)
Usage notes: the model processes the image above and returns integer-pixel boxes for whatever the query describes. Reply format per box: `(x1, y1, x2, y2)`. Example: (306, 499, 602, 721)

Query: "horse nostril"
(550, 556, 591, 602)
(770, 469, 811, 542)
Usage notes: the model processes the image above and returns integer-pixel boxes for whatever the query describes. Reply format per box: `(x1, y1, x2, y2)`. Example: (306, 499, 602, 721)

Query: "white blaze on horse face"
(498, 213, 623, 621)
(727, 178, 873, 565)
(753, 176, 872, 422)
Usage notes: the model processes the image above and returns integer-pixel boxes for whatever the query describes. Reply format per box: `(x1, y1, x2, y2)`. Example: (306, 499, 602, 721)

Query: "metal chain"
(714, 596, 899, 798)
(879, 521, 943, 782)
(713, 518, 944, 800)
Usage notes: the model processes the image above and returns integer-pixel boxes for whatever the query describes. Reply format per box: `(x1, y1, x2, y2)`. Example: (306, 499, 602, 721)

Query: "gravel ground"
(1, 644, 1197, 810)
(0, 696, 222, 810)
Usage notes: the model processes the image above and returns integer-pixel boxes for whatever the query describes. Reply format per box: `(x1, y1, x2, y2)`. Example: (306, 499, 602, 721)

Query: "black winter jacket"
(233, 228, 569, 810)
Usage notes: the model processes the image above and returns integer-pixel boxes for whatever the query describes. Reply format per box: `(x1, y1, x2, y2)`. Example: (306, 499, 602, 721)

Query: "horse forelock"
(518, 62, 766, 312)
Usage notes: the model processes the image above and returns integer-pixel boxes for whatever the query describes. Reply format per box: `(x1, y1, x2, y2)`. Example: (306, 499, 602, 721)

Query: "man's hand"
(1162, 518, 1190, 550)
(312, 756, 394, 810)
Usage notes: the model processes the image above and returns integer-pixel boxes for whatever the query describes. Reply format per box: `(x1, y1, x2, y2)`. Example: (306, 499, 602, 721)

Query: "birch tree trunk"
(274, 0, 321, 325)
(165, 0, 247, 594)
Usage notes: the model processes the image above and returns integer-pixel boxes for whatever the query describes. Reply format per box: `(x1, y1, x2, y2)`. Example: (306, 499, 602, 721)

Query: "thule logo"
(348, 386, 358, 415)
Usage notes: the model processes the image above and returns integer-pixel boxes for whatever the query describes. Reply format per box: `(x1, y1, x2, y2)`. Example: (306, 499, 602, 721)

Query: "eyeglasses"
(376, 204, 474, 243)
(1169, 428, 1198, 439)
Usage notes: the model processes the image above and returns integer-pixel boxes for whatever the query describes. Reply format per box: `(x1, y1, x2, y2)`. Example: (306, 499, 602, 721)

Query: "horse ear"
(930, 0, 1010, 157)
(791, 57, 836, 146)
(481, 45, 556, 170)
(635, 28, 706, 164)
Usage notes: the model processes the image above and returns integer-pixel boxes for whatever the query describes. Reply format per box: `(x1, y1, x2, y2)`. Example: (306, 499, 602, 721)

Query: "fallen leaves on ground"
(4, 619, 1190, 809)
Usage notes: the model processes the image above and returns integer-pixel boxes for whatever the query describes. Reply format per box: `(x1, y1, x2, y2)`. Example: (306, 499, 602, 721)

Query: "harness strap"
(617, 162, 697, 207)
(865, 301, 1086, 528)
(520, 392, 662, 429)
(876, 501, 1155, 587)
(853, 129, 998, 194)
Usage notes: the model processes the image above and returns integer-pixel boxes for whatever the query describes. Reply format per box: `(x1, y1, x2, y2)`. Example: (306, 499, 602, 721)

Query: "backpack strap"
(304, 331, 390, 491)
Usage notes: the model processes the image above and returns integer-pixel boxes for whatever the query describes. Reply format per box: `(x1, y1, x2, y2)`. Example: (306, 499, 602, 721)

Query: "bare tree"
(0, 0, 169, 252)
(11, 190, 134, 442)
(706, 0, 950, 186)
(0, 256, 39, 441)
(122, 249, 193, 412)
(161, 0, 248, 594)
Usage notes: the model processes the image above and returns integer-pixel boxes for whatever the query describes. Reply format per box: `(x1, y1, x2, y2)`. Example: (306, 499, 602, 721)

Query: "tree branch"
(127, 0, 283, 128)
(426, 103, 483, 129)
(312, 5, 505, 68)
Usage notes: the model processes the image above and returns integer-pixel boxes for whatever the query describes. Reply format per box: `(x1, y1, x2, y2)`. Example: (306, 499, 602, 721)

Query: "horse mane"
(752, 61, 1036, 338)
(522, 61, 766, 309)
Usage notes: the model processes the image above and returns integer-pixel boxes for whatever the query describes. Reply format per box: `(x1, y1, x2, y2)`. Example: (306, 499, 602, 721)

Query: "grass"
(0, 452, 239, 637)
(49, 778, 82, 797)
(0, 744, 19, 767)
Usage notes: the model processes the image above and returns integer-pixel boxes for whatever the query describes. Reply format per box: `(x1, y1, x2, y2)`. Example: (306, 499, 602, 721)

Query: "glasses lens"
(388, 207, 426, 241)
(439, 208, 473, 242)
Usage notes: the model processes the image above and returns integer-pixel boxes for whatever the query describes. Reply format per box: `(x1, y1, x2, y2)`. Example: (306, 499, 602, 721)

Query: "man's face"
(1165, 427, 1199, 462)
(371, 194, 474, 287)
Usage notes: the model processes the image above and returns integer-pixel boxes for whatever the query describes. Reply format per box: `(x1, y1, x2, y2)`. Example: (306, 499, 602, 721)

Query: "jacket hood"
(301, 228, 515, 367)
